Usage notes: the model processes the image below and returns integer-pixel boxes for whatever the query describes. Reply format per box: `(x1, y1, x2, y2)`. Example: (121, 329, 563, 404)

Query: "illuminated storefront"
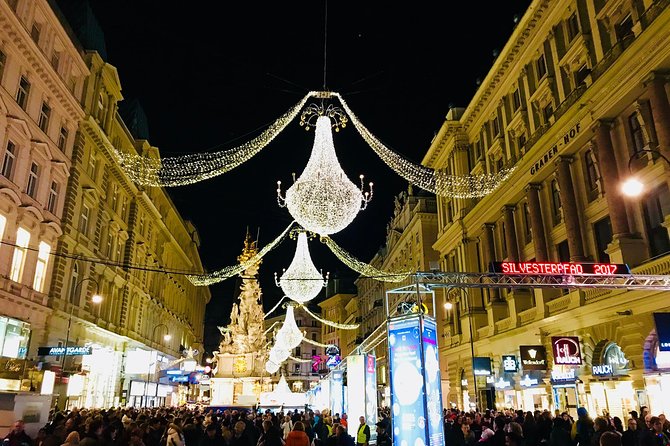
(0, 316, 31, 391)
(550, 367, 583, 418)
(588, 341, 635, 420)
(494, 355, 519, 409)
(643, 319, 670, 416)
(63, 345, 123, 409)
(518, 373, 550, 411)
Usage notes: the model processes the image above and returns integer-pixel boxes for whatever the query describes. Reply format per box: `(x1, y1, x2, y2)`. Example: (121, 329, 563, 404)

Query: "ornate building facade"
(0, 0, 88, 391)
(0, 0, 210, 407)
(423, 0, 670, 418)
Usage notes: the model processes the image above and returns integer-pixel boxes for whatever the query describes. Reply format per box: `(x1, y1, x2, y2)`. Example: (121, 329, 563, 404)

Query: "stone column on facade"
(646, 73, 670, 153)
(555, 156, 587, 261)
(104, 96, 117, 135)
(502, 205, 520, 262)
(593, 122, 648, 266)
(526, 184, 549, 261)
(480, 223, 501, 303)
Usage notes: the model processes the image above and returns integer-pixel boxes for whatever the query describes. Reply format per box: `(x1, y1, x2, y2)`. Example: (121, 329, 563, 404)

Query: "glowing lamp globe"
(277, 232, 328, 304)
(621, 177, 644, 197)
(279, 116, 372, 235)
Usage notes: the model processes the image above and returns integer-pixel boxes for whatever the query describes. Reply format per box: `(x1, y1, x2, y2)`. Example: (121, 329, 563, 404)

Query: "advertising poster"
(330, 370, 344, 416)
(422, 316, 444, 446)
(346, 355, 366, 438)
(365, 355, 378, 443)
(388, 315, 427, 446)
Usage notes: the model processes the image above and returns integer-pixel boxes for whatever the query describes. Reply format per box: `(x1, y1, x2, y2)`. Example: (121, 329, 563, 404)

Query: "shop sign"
(37, 346, 92, 356)
(552, 337, 582, 365)
(502, 355, 518, 372)
(473, 357, 492, 376)
(592, 343, 629, 376)
(550, 368, 576, 383)
(653, 313, 670, 351)
(520, 346, 548, 370)
(491, 262, 629, 276)
(494, 377, 511, 389)
(519, 375, 539, 387)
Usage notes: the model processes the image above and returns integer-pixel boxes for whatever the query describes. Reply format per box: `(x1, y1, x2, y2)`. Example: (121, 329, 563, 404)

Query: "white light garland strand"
(289, 355, 313, 363)
(187, 221, 296, 286)
(333, 92, 516, 198)
(114, 93, 316, 187)
(301, 336, 336, 349)
(277, 114, 373, 235)
(275, 231, 328, 304)
(320, 236, 411, 282)
(298, 304, 359, 330)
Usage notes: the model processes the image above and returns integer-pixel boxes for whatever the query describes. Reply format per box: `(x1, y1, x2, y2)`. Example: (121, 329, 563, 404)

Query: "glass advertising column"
(388, 313, 444, 446)
(330, 370, 344, 416)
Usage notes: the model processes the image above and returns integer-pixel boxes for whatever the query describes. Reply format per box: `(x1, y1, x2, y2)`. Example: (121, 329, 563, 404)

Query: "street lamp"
(621, 149, 670, 197)
(61, 277, 102, 408)
(146, 323, 171, 407)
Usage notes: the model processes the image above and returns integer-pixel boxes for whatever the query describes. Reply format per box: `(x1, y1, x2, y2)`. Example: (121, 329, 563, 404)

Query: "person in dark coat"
(622, 418, 641, 446)
(256, 421, 282, 446)
(375, 422, 391, 446)
(550, 417, 572, 446)
(3, 421, 33, 446)
(572, 408, 595, 446)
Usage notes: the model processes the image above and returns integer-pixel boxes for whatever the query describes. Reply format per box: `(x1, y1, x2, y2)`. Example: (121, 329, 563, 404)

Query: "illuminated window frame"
(10, 227, 31, 282)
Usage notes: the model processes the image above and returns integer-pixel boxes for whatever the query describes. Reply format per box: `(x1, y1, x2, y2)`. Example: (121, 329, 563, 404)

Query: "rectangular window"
(139, 216, 145, 236)
(106, 233, 114, 257)
(566, 12, 580, 42)
(492, 116, 500, 137)
(556, 240, 570, 262)
(629, 112, 646, 153)
(594, 218, 612, 263)
(10, 227, 31, 282)
(58, 126, 68, 151)
(0, 49, 6, 82)
(16, 76, 30, 110)
(523, 202, 532, 244)
(87, 151, 97, 178)
(551, 179, 562, 225)
(643, 184, 670, 257)
(584, 149, 600, 200)
(0, 214, 7, 243)
(110, 183, 118, 210)
(512, 88, 522, 111)
(79, 204, 90, 235)
(116, 237, 123, 261)
(51, 51, 60, 72)
(536, 54, 547, 80)
(7, 0, 19, 12)
(26, 162, 39, 198)
(120, 195, 128, 220)
(543, 103, 554, 123)
(295, 347, 301, 357)
(294, 364, 300, 373)
(0, 317, 30, 359)
(312, 348, 317, 357)
(2, 141, 16, 179)
(32, 241, 51, 292)
(30, 23, 41, 45)
(38, 102, 51, 132)
(47, 181, 59, 213)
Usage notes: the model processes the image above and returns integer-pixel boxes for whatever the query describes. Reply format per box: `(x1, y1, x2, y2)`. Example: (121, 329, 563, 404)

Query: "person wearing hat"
(571, 408, 595, 446)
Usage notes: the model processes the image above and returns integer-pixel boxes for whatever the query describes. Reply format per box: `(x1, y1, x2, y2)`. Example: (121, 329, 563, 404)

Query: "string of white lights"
(187, 221, 296, 285)
(301, 336, 335, 348)
(320, 236, 411, 282)
(263, 296, 287, 319)
(333, 92, 516, 198)
(288, 355, 313, 363)
(113, 93, 317, 187)
(298, 304, 359, 330)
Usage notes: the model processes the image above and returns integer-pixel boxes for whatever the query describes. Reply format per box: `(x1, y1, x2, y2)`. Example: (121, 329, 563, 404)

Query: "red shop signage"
(552, 336, 582, 365)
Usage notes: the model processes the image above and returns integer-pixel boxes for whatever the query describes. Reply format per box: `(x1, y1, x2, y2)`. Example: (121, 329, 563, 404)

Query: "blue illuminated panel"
(422, 317, 444, 446)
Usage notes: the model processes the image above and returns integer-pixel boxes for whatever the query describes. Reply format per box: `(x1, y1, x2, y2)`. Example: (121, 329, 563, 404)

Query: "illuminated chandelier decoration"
(268, 345, 290, 364)
(113, 93, 316, 187)
(187, 221, 296, 286)
(265, 360, 280, 374)
(274, 305, 304, 350)
(277, 105, 373, 235)
(275, 230, 328, 303)
(332, 92, 517, 198)
(320, 235, 411, 282)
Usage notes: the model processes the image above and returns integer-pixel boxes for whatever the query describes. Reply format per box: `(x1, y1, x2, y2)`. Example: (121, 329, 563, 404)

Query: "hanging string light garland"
(277, 110, 373, 235)
(301, 336, 336, 349)
(275, 230, 328, 303)
(187, 221, 296, 286)
(332, 92, 516, 198)
(320, 236, 411, 282)
(298, 304, 359, 330)
(114, 92, 317, 187)
(289, 355, 313, 363)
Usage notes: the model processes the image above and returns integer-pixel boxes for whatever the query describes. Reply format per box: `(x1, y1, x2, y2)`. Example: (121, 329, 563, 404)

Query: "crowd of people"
(3, 405, 669, 446)
(1, 407, 392, 446)
(443, 407, 670, 446)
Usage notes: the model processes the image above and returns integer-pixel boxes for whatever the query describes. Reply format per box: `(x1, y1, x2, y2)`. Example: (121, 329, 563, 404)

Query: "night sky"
(82, 1, 533, 354)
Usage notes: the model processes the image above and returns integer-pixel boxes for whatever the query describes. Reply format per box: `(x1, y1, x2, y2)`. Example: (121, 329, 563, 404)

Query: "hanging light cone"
(277, 232, 328, 304)
(265, 360, 280, 374)
(275, 306, 303, 350)
(282, 116, 372, 235)
(269, 345, 290, 364)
